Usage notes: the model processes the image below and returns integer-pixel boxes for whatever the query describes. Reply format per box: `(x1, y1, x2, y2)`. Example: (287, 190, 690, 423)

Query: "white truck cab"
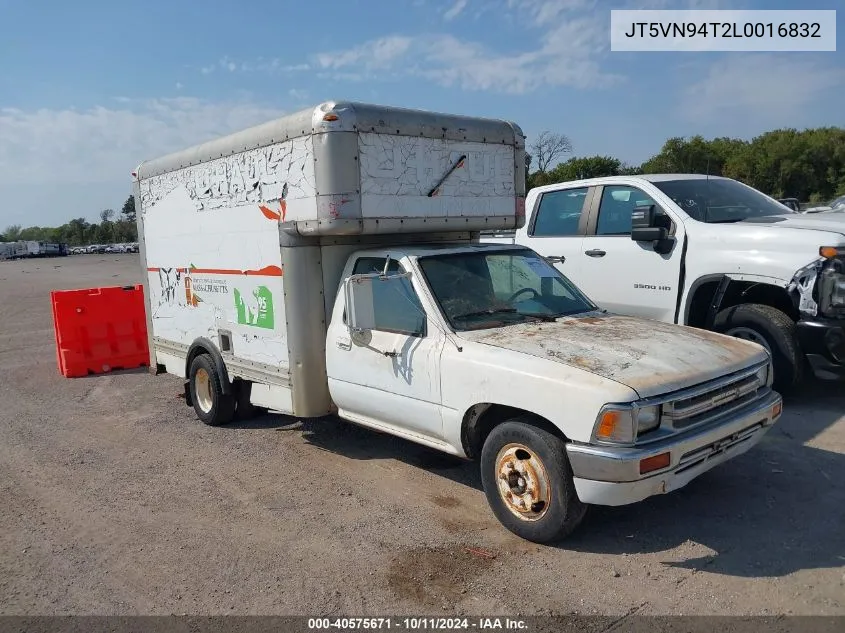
(135, 105, 782, 543)
(489, 175, 845, 393)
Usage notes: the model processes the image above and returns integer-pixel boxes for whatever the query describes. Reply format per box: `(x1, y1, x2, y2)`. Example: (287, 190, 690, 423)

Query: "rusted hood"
(459, 312, 768, 399)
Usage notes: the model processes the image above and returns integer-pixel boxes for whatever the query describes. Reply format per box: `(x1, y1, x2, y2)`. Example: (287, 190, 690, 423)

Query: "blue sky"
(0, 0, 843, 229)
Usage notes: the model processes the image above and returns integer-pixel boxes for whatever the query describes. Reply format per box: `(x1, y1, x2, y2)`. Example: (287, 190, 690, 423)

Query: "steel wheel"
(495, 443, 552, 521)
(193, 366, 214, 414)
(725, 325, 772, 353)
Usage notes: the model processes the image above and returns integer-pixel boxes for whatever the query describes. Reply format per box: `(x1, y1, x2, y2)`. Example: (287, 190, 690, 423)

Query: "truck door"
(579, 184, 685, 322)
(325, 256, 445, 441)
(519, 186, 594, 295)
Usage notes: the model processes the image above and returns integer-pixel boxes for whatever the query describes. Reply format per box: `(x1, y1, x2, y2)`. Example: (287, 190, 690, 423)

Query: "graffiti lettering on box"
(139, 138, 315, 213)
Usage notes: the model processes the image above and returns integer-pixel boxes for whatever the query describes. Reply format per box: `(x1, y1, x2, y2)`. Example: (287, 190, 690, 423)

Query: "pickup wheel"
(189, 353, 236, 426)
(713, 303, 803, 393)
(480, 419, 586, 543)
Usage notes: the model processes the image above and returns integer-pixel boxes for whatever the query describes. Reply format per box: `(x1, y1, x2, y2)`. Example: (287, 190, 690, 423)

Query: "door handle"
(383, 350, 398, 358)
(545, 255, 565, 264)
(585, 249, 606, 257)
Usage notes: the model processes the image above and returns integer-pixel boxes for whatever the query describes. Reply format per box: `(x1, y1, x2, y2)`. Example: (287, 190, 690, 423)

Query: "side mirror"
(631, 204, 673, 253)
(631, 226, 668, 242)
(343, 268, 417, 333)
(344, 275, 378, 332)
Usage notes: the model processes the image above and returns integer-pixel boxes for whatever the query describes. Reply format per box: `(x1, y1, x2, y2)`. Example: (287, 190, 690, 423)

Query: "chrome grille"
(661, 365, 766, 431)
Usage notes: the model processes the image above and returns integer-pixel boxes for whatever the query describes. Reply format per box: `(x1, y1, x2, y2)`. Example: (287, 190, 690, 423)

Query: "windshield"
(417, 248, 596, 332)
(651, 178, 794, 223)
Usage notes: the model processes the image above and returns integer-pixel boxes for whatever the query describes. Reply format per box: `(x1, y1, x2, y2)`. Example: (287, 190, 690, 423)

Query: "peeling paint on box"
(139, 137, 315, 213)
(358, 133, 515, 219)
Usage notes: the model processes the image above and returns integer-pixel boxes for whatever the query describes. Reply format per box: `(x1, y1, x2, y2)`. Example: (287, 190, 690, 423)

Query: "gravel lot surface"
(0, 254, 843, 616)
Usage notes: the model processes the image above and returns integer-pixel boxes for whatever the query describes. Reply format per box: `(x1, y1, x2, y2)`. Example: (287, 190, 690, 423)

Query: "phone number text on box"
(610, 9, 836, 52)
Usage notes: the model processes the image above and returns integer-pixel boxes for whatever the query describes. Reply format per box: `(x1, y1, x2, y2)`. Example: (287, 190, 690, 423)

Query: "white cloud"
(507, 0, 595, 26)
(315, 36, 413, 71)
(0, 97, 287, 226)
(681, 54, 845, 123)
(198, 57, 309, 75)
(2, 98, 285, 184)
(314, 15, 620, 94)
(175, 82, 183, 90)
(288, 88, 308, 101)
(443, 0, 468, 21)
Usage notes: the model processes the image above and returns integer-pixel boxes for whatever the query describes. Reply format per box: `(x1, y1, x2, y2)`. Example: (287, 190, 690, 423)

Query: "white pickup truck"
(486, 175, 845, 393)
(134, 103, 782, 543)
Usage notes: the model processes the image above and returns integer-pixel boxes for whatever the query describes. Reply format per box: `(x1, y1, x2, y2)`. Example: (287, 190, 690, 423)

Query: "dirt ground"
(0, 254, 843, 617)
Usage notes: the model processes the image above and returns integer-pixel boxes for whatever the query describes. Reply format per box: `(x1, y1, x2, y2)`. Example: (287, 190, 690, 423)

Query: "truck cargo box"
(135, 101, 525, 237)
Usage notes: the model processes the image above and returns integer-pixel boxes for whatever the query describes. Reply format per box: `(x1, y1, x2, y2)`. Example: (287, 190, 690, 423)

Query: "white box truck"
(134, 102, 782, 542)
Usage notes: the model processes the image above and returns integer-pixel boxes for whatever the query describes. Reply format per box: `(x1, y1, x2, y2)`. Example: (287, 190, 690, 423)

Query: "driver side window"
(596, 186, 658, 236)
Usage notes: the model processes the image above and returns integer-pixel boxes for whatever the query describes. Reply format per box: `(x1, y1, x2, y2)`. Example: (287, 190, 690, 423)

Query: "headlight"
(818, 252, 845, 316)
(595, 404, 661, 444)
(636, 405, 661, 434)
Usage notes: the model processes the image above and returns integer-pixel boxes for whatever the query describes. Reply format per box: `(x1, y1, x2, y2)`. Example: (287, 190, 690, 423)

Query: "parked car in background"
(486, 174, 845, 393)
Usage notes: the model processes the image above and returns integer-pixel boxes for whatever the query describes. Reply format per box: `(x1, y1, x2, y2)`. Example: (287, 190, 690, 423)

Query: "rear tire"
(189, 354, 235, 426)
(480, 418, 586, 544)
(713, 303, 803, 393)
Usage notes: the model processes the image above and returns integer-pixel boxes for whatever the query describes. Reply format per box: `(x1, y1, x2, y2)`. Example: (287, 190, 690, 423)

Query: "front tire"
(713, 303, 803, 393)
(189, 354, 235, 426)
(480, 418, 586, 543)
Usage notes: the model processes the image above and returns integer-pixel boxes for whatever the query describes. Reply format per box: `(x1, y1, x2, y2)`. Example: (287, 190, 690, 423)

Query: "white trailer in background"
(134, 101, 781, 543)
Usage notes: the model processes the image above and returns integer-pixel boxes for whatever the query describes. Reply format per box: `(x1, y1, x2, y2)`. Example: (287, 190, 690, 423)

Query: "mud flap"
(183, 380, 193, 407)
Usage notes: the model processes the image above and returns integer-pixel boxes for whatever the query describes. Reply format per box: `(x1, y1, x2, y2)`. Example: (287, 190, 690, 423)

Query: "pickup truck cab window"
(351, 257, 426, 336)
(651, 177, 794, 223)
(531, 187, 589, 236)
(595, 185, 658, 236)
(417, 248, 596, 331)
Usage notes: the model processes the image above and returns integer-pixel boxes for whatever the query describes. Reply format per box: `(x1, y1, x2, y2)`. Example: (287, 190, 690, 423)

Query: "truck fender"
(185, 337, 232, 395)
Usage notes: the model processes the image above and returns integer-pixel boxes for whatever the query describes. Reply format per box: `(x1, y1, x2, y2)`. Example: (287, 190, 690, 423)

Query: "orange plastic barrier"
(50, 285, 150, 378)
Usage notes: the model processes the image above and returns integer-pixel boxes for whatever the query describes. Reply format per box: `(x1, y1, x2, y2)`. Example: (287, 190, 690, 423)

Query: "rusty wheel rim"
(194, 367, 213, 413)
(495, 443, 551, 521)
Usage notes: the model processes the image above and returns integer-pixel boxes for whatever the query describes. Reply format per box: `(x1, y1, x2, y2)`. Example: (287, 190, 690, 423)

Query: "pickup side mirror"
(630, 205, 673, 253)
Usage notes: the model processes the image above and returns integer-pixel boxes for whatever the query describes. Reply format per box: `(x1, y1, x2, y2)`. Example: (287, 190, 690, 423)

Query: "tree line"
(527, 127, 845, 204)
(1, 196, 137, 245)
(2, 126, 844, 244)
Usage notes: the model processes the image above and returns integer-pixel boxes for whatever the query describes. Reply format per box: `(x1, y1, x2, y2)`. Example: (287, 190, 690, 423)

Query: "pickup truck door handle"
(585, 249, 606, 258)
(545, 255, 565, 264)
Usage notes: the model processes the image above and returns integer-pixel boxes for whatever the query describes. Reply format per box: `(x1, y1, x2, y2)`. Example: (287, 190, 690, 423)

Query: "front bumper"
(566, 389, 782, 506)
(796, 317, 845, 380)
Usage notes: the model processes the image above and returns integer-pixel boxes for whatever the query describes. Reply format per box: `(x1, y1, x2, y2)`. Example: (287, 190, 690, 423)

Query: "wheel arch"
(684, 275, 799, 329)
(460, 403, 568, 460)
(186, 337, 232, 395)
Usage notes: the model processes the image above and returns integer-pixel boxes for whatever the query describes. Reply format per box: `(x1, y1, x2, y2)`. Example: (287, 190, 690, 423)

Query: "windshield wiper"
(452, 308, 519, 320)
(708, 218, 745, 224)
(521, 312, 558, 322)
